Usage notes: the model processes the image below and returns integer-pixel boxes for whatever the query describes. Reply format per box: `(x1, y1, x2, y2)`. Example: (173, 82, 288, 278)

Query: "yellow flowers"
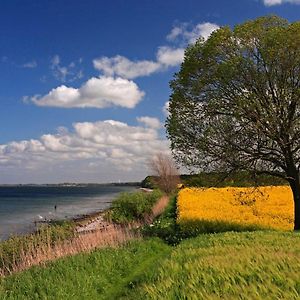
(178, 186, 294, 230)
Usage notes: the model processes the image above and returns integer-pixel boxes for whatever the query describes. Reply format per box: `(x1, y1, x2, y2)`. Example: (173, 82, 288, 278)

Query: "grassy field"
(1, 232, 300, 299)
(0, 239, 170, 300)
(127, 231, 300, 299)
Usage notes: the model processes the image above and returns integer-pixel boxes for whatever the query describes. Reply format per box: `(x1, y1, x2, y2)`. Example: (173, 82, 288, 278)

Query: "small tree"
(166, 16, 300, 230)
(149, 153, 181, 194)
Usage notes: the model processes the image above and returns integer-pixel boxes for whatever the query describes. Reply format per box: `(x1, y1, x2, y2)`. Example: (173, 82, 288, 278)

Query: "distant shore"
(0, 182, 141, 187)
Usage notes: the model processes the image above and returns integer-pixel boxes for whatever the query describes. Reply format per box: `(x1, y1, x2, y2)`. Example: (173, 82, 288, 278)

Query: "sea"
(0, 184, 137, 241)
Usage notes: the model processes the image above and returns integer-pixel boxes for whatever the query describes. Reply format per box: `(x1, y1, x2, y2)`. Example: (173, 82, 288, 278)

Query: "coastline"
(0, 185, 140, 242)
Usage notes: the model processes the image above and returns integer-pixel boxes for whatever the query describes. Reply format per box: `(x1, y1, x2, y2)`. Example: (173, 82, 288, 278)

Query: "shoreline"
(0, 186, 143, 242)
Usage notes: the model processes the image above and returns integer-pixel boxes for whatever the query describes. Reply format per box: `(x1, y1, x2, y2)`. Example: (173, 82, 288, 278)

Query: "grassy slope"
(1, 231, 300, 299)
(0, 239, 170, 300)
(125, 231, 300, 299)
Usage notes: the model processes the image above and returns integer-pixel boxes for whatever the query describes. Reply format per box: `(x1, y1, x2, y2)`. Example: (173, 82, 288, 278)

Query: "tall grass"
(124, 231, 300, 299)
(0, 239, 171, 300)
(105, 190, 163, 224)
(0, 222, 75, 275)
(2, 232, 300, 299)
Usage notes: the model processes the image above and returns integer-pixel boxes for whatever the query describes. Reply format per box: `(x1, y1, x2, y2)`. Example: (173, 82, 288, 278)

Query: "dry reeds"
(0, 224, 139, 277)
(144, 195, 170, 224)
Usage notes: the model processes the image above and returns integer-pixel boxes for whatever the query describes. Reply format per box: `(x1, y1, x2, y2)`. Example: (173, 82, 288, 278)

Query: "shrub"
(107, 190, 163, 224)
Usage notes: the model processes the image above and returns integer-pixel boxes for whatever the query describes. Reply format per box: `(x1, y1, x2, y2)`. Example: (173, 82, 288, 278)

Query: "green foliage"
(181, 171, 286, 187)
(0, 221, 75, 273)
(166, 15, 300, 186)
(106, 190, 163, 224)
(140, 176, 158, 189)
(143, 172, 286, 190)
(142, 194, 183, 245)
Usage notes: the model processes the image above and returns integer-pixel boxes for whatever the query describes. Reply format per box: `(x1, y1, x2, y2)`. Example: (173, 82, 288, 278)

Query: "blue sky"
(0, 0, 299, 183)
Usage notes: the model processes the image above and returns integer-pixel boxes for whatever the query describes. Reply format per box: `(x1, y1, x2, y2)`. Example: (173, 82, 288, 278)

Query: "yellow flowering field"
(178, 186, 294, 230)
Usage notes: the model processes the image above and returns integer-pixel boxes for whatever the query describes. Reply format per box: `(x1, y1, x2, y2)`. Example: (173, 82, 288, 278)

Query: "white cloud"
(22, 60, 37, 68)
(93, 55, 161, 79)
(93, 47, 184, 79)
(93, 50, 184, 79)
(156, 47, 185, 67)
(163, 101, 170, 117)
(0, 120, 170, 183)
(167, 22, 220, 43)
(31, 76, 145, 109)
(137, 116, 162, 129)
(263, 0, 300, 5)
(93, 22, 219, 79)
(50, 55, 83, 82)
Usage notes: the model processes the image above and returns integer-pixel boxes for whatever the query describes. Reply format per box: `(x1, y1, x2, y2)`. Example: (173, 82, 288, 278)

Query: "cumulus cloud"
(93, 47, 185, 79)
(93, 55, 161, 79)
(0, 120, 170, 183)
(93, 22, 218, 79)
(167, 22, 220, 43)
(137, 116, 162, 129)
(31, 76, 145, 109)
(263, 0, 300, 5)
(156, 47, 185, 67)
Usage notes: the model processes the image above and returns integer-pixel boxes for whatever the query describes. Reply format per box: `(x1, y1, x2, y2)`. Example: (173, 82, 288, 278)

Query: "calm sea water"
(0, 185, 137, 241)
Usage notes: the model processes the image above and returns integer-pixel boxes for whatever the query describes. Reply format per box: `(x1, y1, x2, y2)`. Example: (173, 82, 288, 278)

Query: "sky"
(0, 0, 299, 184)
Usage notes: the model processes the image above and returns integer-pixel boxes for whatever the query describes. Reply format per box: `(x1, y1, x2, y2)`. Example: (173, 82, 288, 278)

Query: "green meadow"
(1, 231, 300, 299)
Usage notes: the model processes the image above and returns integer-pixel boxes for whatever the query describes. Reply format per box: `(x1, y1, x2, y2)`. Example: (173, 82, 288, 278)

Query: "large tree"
(166, 16, 300, 230)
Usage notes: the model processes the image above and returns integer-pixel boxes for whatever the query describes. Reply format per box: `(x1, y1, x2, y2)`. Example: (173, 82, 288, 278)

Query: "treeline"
(141, 171, 287, 189)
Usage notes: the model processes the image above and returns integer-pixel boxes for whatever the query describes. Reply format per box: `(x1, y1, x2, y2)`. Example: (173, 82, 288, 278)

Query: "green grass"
(123, 231, 300, 299)
(178, 218, 272, 236)
(105, 189, 163, 224)
(0, 239, 171, 300)
(1, 231, 300, 299)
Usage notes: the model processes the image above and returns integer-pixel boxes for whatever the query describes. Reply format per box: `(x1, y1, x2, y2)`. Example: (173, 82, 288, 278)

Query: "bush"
(106, 190, 163, 224)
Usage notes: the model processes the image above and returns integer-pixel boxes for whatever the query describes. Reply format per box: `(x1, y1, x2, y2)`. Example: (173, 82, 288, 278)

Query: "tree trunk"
(289, 174, 300, 230)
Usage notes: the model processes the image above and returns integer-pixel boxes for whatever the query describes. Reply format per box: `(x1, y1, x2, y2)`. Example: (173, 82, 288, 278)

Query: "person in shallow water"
(54, 205, 57, 211)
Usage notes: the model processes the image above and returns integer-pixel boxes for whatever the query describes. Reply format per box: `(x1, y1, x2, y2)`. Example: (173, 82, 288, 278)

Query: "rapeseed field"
(178, 186, 293, 230)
